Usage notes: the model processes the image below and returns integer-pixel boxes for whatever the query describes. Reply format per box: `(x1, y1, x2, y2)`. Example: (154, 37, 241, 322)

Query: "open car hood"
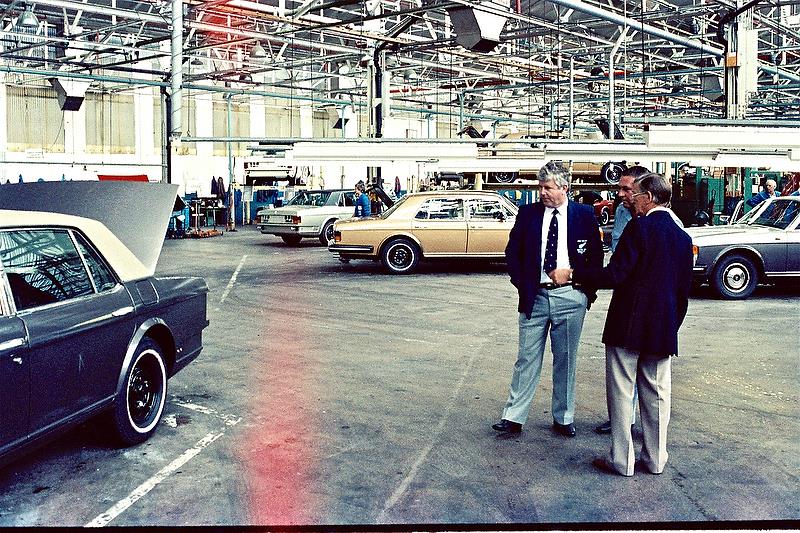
(0, 181, 178, 276)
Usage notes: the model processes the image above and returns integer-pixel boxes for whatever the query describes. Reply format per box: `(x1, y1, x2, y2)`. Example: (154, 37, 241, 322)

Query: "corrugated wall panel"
(7, 86, 65, 153)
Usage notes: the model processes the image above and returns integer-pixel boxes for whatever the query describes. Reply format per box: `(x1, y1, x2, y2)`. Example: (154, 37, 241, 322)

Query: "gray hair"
(537, 161, 571, 189)
(634, 172, 672, 206)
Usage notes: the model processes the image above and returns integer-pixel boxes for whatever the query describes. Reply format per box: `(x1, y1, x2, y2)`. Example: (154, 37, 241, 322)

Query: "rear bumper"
(258, 223, 319, 237)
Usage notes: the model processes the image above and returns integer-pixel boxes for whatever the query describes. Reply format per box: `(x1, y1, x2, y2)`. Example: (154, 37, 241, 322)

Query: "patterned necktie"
(543, 208, 559, 273)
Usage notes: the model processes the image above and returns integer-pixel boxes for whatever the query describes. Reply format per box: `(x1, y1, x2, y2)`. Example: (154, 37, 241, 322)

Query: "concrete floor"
(0, 225, 798, 527)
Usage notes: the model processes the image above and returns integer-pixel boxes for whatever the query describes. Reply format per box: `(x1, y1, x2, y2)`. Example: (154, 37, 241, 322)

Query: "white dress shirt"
(540, 202, 571, 283)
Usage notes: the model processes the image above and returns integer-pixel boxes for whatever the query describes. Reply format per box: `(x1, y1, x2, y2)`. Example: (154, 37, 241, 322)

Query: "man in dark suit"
(550, 172, 693, 475)
(492, 161, 604, 438)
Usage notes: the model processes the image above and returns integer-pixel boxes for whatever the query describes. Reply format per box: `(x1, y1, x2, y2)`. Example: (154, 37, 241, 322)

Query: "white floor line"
(215, 254, 248, 310)
(85, 421, 239, 528)
(377, 351, 478, 522)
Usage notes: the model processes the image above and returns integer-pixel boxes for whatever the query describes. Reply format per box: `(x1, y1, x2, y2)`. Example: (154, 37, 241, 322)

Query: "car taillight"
(334, 231, 341, 242)
(599, 228, 604, 242)
(291, 216, 301, 225)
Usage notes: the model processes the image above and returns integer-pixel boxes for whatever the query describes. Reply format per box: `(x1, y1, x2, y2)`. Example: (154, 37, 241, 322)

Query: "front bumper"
(328, 243, 375, 255)
(258, 223, 319, 237)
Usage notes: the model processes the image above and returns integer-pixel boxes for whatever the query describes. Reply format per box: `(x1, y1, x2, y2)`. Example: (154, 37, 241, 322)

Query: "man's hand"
(549, 268, 572, 285)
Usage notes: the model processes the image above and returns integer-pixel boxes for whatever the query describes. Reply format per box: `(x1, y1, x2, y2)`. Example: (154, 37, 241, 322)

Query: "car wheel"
(712, 254, 758, 299)
(381, 238, 420, 274)
(601, 162, 627, 185)
(281, 234, 302, 246)
(599, 207, 611, 225)
(110, 338, 167, 446)
(320, 220, 336, 245)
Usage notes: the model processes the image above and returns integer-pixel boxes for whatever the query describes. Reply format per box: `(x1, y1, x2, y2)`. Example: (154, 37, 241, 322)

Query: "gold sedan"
(329, 190, 518, 274)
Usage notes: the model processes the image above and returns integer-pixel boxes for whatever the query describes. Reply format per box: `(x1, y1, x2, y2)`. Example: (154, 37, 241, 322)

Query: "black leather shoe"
(594, 420, 612, 434)
(491, 419, 522, 433)
(552, 421, 576, 437)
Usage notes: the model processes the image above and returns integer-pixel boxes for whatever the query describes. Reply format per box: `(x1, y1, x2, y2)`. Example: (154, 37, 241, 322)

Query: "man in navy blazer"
(550, 172, 693, 475)
(492, 161, 603, 438)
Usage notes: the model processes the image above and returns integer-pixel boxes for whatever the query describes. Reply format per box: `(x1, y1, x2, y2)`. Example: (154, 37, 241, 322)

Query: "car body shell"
(686, 196, 800, 287)
(256, 189, 356, 240)
(0, 209, 208, 467)
(328, 190, 518, 266)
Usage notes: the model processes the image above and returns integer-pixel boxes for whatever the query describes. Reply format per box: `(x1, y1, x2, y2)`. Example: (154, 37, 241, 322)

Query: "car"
(686, 196, 800, 299)
(0, 185, 208, 467)
(574, 190, 614, 225)
(328, 190, 518, 274)
(256, 189, 357, 245)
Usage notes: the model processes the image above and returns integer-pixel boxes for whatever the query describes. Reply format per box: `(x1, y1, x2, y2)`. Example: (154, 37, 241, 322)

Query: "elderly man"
(746, 178, 780, 208)
(550, 172, 693, 475)
(492, 161, 603, 438)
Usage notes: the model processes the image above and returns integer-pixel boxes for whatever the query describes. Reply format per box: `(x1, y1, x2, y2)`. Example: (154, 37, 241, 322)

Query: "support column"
(0, 73, 6, 182)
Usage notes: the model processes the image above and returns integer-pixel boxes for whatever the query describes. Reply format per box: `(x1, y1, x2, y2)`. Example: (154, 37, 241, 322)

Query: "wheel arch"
(378, 233, 424, 258)
(116, 318, 175, 397)
(711, 246, 765, 281)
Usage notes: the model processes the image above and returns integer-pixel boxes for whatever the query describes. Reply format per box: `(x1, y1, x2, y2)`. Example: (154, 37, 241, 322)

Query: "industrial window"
(153, 92, 164, 156)
(85, 92, 136, 154)
(173, 96, 197, 156)
(213, 97, 250, 156)
(6, 86, 65, 153)
(0, 229, 94, 311)
(265, 99, 301, 138)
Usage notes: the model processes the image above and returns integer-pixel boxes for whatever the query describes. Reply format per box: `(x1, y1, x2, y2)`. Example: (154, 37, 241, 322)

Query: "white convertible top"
(0, 209, 149, 282)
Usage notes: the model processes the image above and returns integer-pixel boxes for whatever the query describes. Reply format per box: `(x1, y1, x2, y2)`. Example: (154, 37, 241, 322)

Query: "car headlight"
(291, 216, 301, 225)
(692, 245, 699, 266)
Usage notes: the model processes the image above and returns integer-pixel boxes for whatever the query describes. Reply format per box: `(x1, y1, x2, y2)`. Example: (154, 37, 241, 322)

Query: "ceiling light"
(251, 42, 266, 59)
(18, 6, 40, 28)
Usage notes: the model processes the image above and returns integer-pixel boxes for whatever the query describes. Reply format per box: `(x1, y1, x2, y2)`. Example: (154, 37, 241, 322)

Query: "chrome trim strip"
(0, 337, 26, 351)
(328, 244, 374, 253)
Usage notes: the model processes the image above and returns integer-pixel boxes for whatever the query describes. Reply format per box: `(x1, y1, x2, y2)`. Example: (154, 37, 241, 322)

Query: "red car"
(574, 191, 614, 225)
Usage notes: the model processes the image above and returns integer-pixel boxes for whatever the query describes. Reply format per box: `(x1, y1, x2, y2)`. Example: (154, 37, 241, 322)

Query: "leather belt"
(539, 282, 573, 290)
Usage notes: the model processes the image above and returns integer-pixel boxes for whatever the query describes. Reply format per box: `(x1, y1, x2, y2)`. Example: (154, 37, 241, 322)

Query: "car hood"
(0, 181, 177, 276)
(686, 224, 783, 245)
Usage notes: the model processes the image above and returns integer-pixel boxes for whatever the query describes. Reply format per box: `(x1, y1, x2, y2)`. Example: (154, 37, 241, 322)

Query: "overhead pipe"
(544, 0, 800, 83)
(608, 28, 629, 140)
(170, 0, 183, 138)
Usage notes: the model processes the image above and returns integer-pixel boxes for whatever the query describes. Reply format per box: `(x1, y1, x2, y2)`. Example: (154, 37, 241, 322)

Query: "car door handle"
(111, 306, 134, 317)
(11, 356, 23, 365)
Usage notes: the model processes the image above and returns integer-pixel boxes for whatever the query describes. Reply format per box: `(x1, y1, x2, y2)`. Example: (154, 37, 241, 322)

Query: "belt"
(539, 282, 573, 290)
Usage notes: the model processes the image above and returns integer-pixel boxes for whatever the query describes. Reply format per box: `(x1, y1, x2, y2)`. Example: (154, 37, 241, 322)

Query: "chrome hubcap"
(724, 264, 749, 292)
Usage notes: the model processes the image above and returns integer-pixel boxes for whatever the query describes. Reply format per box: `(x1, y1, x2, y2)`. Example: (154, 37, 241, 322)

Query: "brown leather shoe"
(491, 419, 522, 433)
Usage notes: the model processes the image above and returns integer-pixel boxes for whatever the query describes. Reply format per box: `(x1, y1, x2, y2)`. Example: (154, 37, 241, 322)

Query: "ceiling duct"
(48, 78, 91, 111)
(446, 3, 508, 53)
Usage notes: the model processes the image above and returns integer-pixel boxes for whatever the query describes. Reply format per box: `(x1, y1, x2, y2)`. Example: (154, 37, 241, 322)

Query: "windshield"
(379, 195, 409, 219)
(286, 191, 332, 207)
(738, 199, 800, 230)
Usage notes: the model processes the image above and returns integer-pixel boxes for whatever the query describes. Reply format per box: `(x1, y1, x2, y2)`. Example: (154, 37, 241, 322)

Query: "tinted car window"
(0, 229, 94, 311)
(342, 192, 356, 207)
(415, 198, 464, 220)
(749, 200, 800, 230)
(74, 232, 117, 292)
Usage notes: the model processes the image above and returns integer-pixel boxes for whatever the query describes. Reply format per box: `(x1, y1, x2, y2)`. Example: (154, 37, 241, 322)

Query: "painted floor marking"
(377, 350, 479, 521)
(216, 254, 248, 309)
(85, 401, 241, 527)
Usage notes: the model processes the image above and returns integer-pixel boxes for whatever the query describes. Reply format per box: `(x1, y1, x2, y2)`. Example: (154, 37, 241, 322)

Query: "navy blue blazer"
(572, 210, 693, 357)
(505, 201, 604, 319)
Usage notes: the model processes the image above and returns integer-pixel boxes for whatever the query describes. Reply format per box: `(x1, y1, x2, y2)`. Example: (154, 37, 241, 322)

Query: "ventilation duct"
(446, 3, 508, 53)
(48, 78, 91, 111)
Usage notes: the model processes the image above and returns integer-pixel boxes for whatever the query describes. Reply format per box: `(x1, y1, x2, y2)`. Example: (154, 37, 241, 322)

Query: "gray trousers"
(502, 286, 587, 425)
(605, 345, 672, 476)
